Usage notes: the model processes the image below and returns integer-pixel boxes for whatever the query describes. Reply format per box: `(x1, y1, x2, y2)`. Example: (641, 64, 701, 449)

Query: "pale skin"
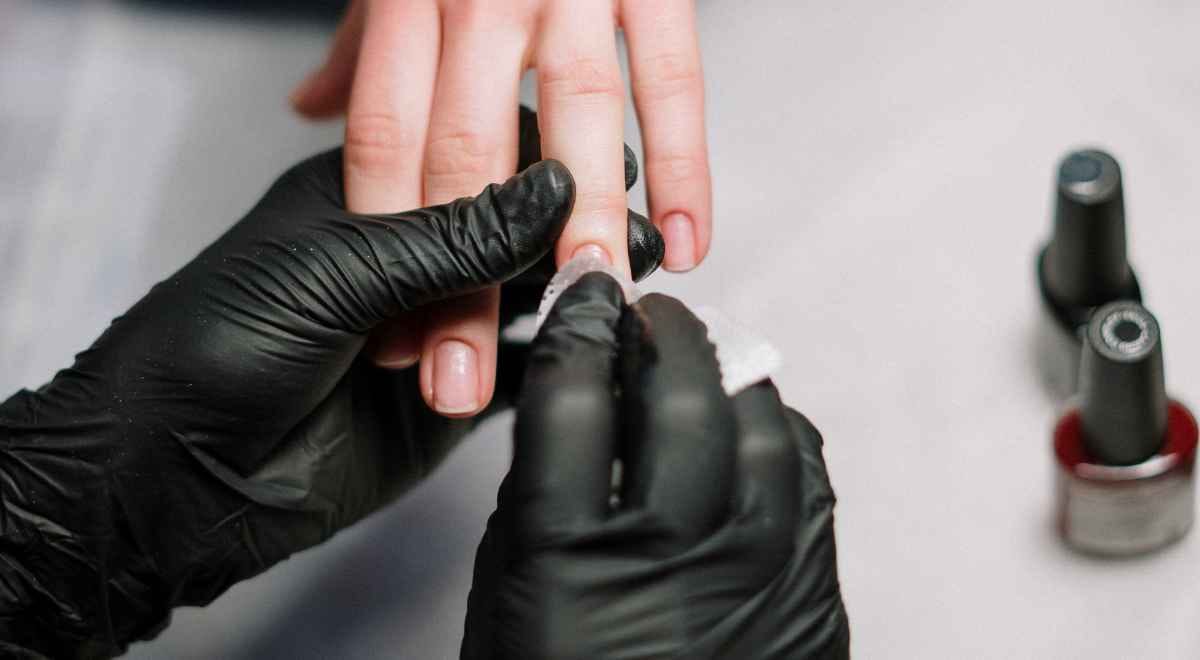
(290, 0, 711, 417)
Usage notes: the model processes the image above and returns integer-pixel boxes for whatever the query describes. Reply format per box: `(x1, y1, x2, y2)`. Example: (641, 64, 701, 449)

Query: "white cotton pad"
(534, 253, 781, 395)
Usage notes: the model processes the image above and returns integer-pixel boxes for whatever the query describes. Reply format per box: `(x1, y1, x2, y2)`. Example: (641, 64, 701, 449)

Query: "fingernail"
(433, 340, 479, 415)
(661, 213, 697, 272)
(374, 352, 419, 370)
(572, 243, 612, 265)
(289, 71, 320, 106)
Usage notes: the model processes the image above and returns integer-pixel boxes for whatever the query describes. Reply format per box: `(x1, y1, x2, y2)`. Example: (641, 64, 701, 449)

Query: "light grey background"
(4, 1, 1200, 658)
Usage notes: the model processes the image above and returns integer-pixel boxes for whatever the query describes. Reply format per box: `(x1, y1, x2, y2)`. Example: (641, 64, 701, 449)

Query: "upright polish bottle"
(1053, 301, 1197, 555)
(1037, 149, 1141, 396)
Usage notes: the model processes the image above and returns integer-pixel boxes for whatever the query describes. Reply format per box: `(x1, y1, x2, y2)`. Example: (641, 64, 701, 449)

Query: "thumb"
(351, 159, 575, 320)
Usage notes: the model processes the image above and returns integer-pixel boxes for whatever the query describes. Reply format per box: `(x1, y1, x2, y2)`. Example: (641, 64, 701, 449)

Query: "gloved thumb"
(370, 159, 576, 314)
(251, 157, 576, 333)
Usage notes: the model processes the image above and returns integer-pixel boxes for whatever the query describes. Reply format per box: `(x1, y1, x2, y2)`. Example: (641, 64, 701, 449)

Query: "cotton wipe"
(533, 253, 781, 395)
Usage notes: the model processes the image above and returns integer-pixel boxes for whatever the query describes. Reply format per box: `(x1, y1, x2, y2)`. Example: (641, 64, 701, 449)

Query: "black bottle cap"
(1079, 301, 1168, 466)
(1043, 149, 1135, 308)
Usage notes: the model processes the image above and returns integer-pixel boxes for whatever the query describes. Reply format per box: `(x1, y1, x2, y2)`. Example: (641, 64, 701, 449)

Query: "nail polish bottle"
(1053, 301, 1197, 555)
(1036, 149, 1142, 396)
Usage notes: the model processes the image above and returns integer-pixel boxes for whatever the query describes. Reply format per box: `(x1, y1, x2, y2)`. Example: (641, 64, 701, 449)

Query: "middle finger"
(417, 3, 530, 416)
(536, 0, 630, 274)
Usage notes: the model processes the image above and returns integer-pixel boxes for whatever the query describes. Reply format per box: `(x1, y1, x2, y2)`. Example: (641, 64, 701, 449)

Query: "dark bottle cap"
(1079, 301, 1168, 465)
(1043, 149, 1135, 308)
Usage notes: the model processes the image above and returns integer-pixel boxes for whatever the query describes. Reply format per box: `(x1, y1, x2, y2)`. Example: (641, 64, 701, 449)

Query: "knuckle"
(423, 129, 500, 179)
(540, 54, 624, 104)
(573, 188, 629, 216)
(343, 112, 421, 174)
(520, 384, 610, 436)
(440, 0, 493, 22)
(739, 427, 796, 469)
(646, 152, 707, 186)
(633, 52, 702, 103)
(658, 385, 719, 424)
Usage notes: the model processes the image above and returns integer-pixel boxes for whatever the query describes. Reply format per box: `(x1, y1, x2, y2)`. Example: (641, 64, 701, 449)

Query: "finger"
(290, 0, 366, 118)
(415, 8, 529, 417)
(536, 1, 630, 272)
(516, 106, 639, 192)
(342, 0, 439, 214)
(731, 381, 800, 556)
(619, 292, 736, 548)
(513, 272, 626, 539)
(421, 8, 525, 206)
(513, 108, 658, 282)
(621, 0, 711, 272)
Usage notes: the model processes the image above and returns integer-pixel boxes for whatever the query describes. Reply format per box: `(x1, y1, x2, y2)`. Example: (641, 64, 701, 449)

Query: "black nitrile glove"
(0, 140, 661, 657)
(462, 273, 851, 659)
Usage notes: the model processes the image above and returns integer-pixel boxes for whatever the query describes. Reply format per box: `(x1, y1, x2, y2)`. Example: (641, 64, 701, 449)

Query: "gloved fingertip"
(631, 292, 717, 366)
(538, 271, 626, 342)
(624, 143, 639, 191)
(628, 210, 665, 282)
(514, 159, 575, 217)
(490, 160, 576, 262)
(523, 158, 574, 197)
(569, 270, 626, 306)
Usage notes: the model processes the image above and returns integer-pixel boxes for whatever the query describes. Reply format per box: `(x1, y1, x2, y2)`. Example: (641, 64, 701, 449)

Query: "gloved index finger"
(512, 272, 627, 541)
(619, 293, 738, 550)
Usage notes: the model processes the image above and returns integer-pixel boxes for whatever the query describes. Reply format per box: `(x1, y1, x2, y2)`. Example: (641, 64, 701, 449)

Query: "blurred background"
(5, 0, 1200, 657)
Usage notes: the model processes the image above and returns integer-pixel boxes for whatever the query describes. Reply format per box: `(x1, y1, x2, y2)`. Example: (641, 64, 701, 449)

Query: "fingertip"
(540, 271, 626, 337)
(501, 159, 576, 247)
(627, 210, 665, 281)
(288, 72, 318, 110)
(624, 143, 639, 190)
(631, 292, 716, 364)
(524, 158, 575, 202)
(288, 69, 349, 119)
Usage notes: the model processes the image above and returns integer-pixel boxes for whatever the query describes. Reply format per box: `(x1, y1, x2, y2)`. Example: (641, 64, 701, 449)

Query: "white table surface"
(5, 1, 1200, 658)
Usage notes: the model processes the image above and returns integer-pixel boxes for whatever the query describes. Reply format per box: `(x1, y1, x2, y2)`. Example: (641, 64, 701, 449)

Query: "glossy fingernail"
(373, 351, 419, 370)
(661, 213, 697, 272)
(433, 340, 479, 415)
(572, 243, 612, 264)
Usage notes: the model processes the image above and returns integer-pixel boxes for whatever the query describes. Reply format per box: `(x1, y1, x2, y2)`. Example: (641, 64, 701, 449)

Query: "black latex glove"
(0, 140, 661, 657)
(462, 274, 851, 659)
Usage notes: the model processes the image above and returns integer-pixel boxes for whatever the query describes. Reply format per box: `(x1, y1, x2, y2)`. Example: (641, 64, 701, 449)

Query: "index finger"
(535, 0, 631, 274)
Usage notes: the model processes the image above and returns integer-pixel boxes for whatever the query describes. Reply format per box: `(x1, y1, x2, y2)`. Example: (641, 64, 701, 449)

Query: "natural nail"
(572, 243, 612, 265)
(373, 352, 419, 370)
(433, 340, 479, 415)
(661, 213, 697, 272)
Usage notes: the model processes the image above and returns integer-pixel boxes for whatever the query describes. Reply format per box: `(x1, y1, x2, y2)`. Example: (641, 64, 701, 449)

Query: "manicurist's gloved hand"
(462, 274, 851, 659)
(0, 146, 661, 658)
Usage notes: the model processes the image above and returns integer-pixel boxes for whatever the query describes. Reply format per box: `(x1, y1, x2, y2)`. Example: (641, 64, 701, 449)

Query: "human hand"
(0, 151, 660, 658)
(461, 274, 851, 659)
(290, 0, 711, 417)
